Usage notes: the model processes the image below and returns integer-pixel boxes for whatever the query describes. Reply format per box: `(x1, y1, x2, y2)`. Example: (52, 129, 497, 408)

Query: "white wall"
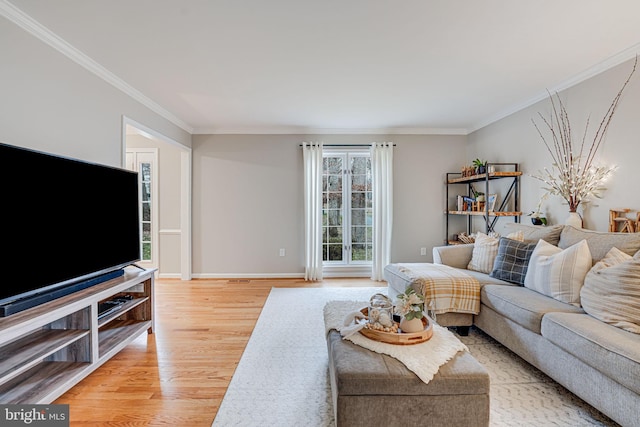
(0, 16, 190, 166)
(468, 57, 640, 231)
(192, 134, 467, 277)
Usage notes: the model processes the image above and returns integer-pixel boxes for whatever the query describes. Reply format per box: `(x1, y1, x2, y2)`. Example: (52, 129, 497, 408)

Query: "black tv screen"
(0, 142, 140, 311)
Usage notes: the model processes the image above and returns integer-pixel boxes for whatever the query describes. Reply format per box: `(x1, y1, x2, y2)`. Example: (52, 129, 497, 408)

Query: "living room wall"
(468, 57, 640, 231)
(192, 134, 467, 277)
(0, 16, 190, 166)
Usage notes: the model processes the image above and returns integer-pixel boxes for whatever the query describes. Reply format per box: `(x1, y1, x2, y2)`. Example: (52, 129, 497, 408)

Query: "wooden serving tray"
(359, 308, 433, 345)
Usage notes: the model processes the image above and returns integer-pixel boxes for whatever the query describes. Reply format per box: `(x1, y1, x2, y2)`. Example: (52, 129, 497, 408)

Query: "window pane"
(142, 243, 151, 261)
(327, 193, 342, 209)
(328, 244, 343, 261)
(141, 163, 151, 181)
(327, 210, 342, 226)
(142, 223, 151, 241)
(350, 157, 369, 174)
(352, 244, 367, 261)
(142, 182, 151, 201)
(351, 174, 366, 191)
(352, 192, 366, 208)
(351, 209, 365, 225)
(324, 157, 342, 174)
(327, 226, 342, 243)
(328, 175, 342, 191)
(351, 226, 367, 244)
(142, 202, 151, 221)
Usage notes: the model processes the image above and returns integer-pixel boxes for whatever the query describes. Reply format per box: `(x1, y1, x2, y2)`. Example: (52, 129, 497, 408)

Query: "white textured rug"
(212, 287, 618, 427)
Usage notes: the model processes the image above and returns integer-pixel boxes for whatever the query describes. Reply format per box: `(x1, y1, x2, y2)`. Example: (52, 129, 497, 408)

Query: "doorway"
(122, 116, 192, 280)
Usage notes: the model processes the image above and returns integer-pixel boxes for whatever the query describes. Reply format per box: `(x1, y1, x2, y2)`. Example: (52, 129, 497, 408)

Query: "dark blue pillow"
(490, 237, 537, 285)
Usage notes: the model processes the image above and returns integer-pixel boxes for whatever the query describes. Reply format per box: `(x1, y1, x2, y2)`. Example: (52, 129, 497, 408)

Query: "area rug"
(212, 287, 618, 427)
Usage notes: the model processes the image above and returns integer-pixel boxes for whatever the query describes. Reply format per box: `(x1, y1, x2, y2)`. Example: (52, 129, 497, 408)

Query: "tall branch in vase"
(531, 56, 636, 213)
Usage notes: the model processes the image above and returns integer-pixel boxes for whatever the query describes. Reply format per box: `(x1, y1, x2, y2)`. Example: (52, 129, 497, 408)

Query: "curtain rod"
(299, 144, 396, 147)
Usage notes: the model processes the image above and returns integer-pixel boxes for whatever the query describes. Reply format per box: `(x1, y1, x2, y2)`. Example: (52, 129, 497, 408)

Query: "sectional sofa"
(396, 224, 640, 427)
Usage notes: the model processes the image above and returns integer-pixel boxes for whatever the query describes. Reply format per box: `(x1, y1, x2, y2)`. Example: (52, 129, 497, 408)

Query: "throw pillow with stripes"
(467, 231, 524, 274)
(580, 247, 640, 333)
(523, 239, 592, 306)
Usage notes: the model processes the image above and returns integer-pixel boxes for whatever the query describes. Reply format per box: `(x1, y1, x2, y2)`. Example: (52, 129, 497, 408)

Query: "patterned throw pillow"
(490, 237, 537, 285)
(523, 239, 592, 306)
(580, 247, 640, 333)
(467, 231, 524, 274)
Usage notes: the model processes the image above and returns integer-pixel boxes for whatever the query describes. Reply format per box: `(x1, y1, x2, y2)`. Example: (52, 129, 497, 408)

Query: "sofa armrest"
(432, 244, 474, 269)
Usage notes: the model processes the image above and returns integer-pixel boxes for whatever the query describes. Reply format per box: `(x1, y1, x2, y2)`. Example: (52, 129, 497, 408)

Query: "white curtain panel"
(303, 142, 323, 281)
(370, 142, 394, 281)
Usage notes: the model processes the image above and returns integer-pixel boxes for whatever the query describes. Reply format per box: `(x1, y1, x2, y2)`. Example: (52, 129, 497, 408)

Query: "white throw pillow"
(580, 247, 640, 334)
(524, 239, 592, 306)
(467, 231, 524, 274)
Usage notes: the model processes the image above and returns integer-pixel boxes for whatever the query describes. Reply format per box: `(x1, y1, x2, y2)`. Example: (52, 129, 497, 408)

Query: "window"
(322, 151, 372, 265)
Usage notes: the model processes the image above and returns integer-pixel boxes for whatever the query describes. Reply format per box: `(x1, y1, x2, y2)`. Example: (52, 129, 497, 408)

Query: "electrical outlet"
(420, 247, 427, 256)
(279, 248, 286, 257)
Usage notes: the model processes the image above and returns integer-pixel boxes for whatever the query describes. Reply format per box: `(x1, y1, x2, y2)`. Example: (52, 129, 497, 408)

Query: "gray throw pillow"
(558, 225, 640, 264)
(502, 223, 564, 246)
(490, 237, 538, 285)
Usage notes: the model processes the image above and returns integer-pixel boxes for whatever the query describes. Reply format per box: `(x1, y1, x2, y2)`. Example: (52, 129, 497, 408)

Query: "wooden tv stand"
(0, 267, 155, 403)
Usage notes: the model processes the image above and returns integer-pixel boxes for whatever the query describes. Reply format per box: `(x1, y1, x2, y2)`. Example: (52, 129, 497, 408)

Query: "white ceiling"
(4, 0, 640, 135)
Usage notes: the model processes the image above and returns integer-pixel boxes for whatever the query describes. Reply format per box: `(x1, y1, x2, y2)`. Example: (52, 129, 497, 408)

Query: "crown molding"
(469, 43, 640, 134)
(192, 126, 468, 135)
(0, 0, 193, 134)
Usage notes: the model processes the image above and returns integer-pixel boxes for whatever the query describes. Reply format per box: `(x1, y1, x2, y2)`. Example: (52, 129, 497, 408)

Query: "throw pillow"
(467, 231, 524, 274)
(558, 225, 640, 264)
(490, 237, 537, 285)
(502, 223, 564, 246)
(523, 239, 592, 306)
(580, 247, 640, 334)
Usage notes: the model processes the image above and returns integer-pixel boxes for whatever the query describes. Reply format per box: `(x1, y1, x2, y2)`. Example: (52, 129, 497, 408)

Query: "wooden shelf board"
(98, 320, 151, 358)
(97, 297, 149, 328)
(0, 361, 90, 404)
(0, 329, 89, 384)
(448, 211, 522, 217)
(447, 171, 522, 184)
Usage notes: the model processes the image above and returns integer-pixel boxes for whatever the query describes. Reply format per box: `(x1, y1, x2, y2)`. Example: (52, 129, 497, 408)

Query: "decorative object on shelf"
(528, 194, 548, 225)
(461, 165, 475, 177)
(531, 57, 636, 219)
(457, 232, 475, 244)
(609, 208, 636, 233)
(473, 158, 488, 175)
(487, 194, 497, 212)
(395, 287, 425, 333)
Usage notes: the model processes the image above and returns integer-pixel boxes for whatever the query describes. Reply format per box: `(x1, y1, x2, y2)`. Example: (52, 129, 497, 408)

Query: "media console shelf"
(0, 267, 155, 404)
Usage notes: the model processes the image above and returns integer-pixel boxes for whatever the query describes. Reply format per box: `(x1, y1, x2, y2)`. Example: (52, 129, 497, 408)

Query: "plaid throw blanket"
(395, 263, 481, 315)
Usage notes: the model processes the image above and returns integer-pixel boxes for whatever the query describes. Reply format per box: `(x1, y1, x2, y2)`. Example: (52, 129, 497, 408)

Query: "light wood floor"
(55, 277, 377, 426)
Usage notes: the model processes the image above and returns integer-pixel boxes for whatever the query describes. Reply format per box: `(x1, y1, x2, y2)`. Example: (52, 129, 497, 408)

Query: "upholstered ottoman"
(327, 330, 490, 427)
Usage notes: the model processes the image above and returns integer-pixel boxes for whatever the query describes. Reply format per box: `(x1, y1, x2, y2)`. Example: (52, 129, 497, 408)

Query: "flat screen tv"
(0, 142, 140, 316)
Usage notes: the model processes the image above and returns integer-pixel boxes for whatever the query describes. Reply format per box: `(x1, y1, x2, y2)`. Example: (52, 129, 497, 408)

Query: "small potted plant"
(472, 158, 487, 175)
(528, 194, 548, 226)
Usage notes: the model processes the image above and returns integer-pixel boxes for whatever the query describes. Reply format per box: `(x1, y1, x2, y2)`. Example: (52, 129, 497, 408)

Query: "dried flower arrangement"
(531, 57, 637, 213)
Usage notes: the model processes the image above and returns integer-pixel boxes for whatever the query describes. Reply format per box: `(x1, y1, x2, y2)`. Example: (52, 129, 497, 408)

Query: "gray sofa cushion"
(503, 223, 564, 246)
(462, 269, 515, 286)
(481, 285, 583, 334)
(558, 225, 640, 264)
(541, 312, 640, 395)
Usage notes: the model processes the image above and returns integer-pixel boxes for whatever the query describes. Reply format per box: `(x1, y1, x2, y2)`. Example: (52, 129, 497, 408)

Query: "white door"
(126, 149, 159, 271)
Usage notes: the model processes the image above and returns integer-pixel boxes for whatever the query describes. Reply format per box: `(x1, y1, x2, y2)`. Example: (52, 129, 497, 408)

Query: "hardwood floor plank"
(54, 277, 377, 426)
